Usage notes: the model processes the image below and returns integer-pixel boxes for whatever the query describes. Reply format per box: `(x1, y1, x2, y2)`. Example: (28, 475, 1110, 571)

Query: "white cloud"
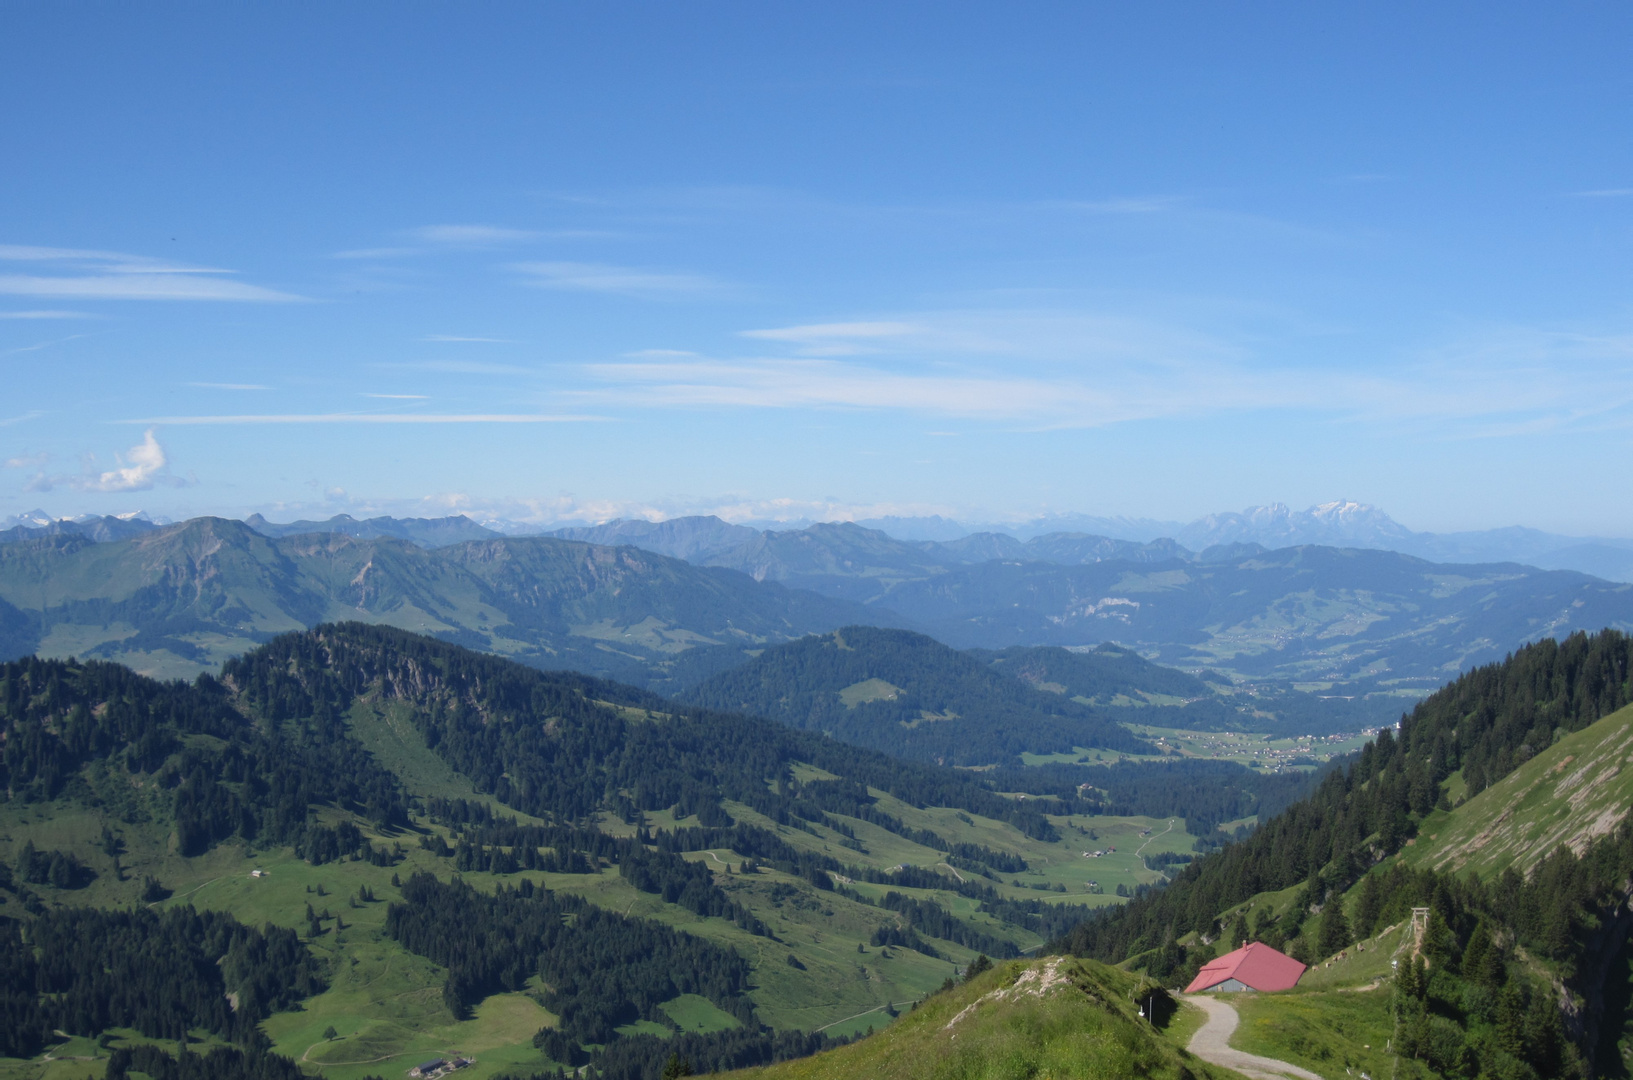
(259, 490, 969, 531)
(741, 322, 917, 342)
(570, 309, 1633, 435)
(0, 244, 300, 302)
(331, 247, 421, 260)
(5, 334, 89, 356)
(739, 321, 920, 356)
(514, 261, 726, 298)
(0, 309, 94, 319)
(186, 382, 270, 390)
(1057, 196, 1182, 214)
(579, 309, 1287, 424)
(363, 393, 430, 400)
(381, 359, 534, 375)
(4, 451, 47, 468)
(583, 355, 1199, 422)
(0, 274, 299, 302)
(412, 225, 540, 246)
(28, 429, 180, 493)
(116, 413, 607, 425)
(0, 411, 44, 427)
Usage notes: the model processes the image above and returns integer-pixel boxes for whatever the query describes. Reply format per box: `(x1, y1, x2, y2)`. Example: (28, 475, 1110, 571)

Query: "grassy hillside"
(0, 625, 1206, 1080)
(1064, 629, 1633, 1079)
(726, 956, 1229, 1080)
(1401, 703, 1633, 879)
(0, 518, 887, 684)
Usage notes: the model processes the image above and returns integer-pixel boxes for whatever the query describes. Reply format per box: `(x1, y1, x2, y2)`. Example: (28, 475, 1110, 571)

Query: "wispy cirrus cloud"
(0, 309, 95, 319)
(412, 224, 541, 246)
(581, 354, 1210, 423)
(116, 413, 607, 425)
(740, 321, 918, 356)
(331, 246, 421, 260)
(579, 309, 1633, 435)
(514, 261, 727, 299)
(4, 333, 91, 356)
(1056, 196, 1184, 214)
(424, 334, 511, 343)
(0, 244, 300, 302)
(4, 451, 47, 468)
(380, 359, 535, 376)
(186, 382, 270, 390)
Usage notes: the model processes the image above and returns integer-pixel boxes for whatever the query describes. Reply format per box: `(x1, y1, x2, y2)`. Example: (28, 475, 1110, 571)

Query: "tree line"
(0, 903, 321, 1059)
(1061, 630, 1632, 965)
(384, 872, 755, 1058)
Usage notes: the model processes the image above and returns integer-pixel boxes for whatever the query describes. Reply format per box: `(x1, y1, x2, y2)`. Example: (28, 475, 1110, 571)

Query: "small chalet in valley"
(1184, 941, 1306, 993)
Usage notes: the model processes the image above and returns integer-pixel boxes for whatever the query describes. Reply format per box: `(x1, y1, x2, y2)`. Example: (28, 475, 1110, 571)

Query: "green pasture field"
(1230, 986, 1397, 1080)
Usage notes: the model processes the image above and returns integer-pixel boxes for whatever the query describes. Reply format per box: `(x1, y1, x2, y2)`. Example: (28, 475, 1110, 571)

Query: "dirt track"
(1181, 994, 1325, 1080)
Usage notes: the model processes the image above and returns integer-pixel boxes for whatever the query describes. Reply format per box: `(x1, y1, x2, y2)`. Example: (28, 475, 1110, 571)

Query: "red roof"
(1184, 941, 1306, 993)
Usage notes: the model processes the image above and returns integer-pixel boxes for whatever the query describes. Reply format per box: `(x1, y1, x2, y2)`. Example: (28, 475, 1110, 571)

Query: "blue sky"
(2, 3, 1630, 533)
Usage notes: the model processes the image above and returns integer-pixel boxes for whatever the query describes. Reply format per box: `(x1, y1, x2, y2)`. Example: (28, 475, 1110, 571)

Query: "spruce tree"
(1318, 901, 1351, 958)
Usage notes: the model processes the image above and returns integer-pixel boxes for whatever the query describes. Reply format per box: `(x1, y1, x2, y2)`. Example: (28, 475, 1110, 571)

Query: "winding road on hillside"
(1134, 818, 1176, 871)
(1182, 994, 1324, 1080)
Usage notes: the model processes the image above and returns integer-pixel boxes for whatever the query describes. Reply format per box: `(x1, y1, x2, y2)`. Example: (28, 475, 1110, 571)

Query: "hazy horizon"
(5, 5, 1631, 535)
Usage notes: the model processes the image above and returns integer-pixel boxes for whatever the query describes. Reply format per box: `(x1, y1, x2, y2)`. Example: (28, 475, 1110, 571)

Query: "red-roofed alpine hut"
(1184, 941, 1306, 993)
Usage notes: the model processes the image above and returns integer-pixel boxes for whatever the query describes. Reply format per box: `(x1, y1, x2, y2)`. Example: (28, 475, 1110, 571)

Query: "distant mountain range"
(8, 499, 1632, 579)
(4, 507, 1632, 695)
(242, 511, 501, 547)
(547, 515, 1633, 691)
(0, 517, 888, 684)
(550, 501, 1633, 583)
(0, 511, 165, 545)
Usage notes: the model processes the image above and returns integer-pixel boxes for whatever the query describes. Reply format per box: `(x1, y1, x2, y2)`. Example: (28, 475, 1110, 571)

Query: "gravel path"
(1182, 994, 1325, 1080)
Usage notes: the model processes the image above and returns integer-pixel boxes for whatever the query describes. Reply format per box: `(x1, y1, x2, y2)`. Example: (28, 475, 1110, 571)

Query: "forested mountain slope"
(681, 628, 1392, 767)
(680, 626, 1149, 766)
(1061, 629, 1633, 1078)
(983, 641, 1213, 702)
(3, 623, 1192, 1079)
(0, 517, 888, 684)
